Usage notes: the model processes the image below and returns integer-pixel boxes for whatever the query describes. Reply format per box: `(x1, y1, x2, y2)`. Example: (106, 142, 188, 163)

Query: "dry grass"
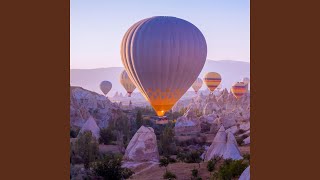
(130, 162, 211, 180)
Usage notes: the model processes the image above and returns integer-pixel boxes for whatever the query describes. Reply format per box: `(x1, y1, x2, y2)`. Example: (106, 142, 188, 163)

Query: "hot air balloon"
(100, 81, 112, 96)
(243, 77, 250, 85)
(242, 77, 250, 91)
(231, 82, 247, 99)
(192, 78, 203, 94)
(121, 16, 207, 117)
(203, 72, 222, 93)
(120, 70, 136, 97)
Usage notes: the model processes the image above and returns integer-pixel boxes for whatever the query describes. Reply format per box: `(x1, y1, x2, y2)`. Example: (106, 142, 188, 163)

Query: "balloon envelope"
(100, 81, 112, 96)
(243, 77, 250, 85)
(120, 70, 136, 97)
(192, 78, 203, 94)
(231, 82, 247, 99)
(203, 72, 222, 93)
(121, 16, 207, 116)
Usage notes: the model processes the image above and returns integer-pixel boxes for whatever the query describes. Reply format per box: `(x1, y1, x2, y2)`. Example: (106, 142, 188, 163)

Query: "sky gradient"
(71, 0, 250, 69)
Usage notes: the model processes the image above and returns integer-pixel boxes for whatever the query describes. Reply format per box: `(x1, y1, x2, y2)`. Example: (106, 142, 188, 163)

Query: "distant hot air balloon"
(242, 77, 250, 90)
(120, 70, 136, 97)
(231, 82, 247, 99)
(192, 78, 203, 94)
(203, 72, 222, 93)
(100, 81, 112, 96)
(243, 77, 250, 85)
(121, 16, 207, 117)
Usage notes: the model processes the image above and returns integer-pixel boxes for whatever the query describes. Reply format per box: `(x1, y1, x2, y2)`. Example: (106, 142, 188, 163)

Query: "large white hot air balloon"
(121, 16, 207, 116)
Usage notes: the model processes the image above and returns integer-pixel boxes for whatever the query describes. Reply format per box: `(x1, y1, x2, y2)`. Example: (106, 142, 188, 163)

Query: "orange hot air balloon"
(120, 16, 207, 117)
(203, 72, 222, 93)
(192, 78, 203, 94)
(231, 82, 247, 99)
(120, 70, 136, 97)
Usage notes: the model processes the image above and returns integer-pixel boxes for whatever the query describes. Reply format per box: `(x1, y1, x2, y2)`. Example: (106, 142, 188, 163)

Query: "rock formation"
(78, 116, 100, 140)
(174, 106, 201, 135)
(204, 126, 242, 161)
(70, 86, 120, 128)
(123, 126, 159, 162)
(239, 166, 250, 180)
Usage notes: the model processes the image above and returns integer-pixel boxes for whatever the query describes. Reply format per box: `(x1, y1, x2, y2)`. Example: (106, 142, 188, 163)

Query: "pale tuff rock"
(203, 102, 220, 115)
(239, 122, 250, 131)
(175, 116, 201, 135)
(223, 132, 243, 160)
(70, 86, 119, 128)
(239, 166, 250, 180)
(199, 113, 218, 124)
(226, 126, 239, 134)
(205, 126, 243, 161)
(218, 112, 237, 129)
(243, 136, 250, 145)
(78, 116, 100, 140)
(175, 106, 201, 135)
(123, 126, 159, 162)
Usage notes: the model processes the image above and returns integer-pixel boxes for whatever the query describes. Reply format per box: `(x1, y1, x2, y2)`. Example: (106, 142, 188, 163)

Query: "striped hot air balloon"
(231, 82, 247, 99)
(121, 16, 207, 117)
(203, 72, 222, 93)
(100, 81, 112, 96)
(192, 78, 203, 94)
(120, 70, 136, 97)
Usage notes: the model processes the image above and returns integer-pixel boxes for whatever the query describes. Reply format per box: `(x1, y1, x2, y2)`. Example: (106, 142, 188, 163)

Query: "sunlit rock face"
(70, 86, 120, 128)
(239, 166, 250, 180)
(174, 106, 201, 135)
(78, 116, 100, 140)
(204, 126, 243, 161)
(123, 126, 159, 162)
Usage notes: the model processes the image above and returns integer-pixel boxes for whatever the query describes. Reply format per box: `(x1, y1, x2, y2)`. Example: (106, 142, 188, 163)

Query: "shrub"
(159, 157, 170, 170)
(159, 125, 177, 156)
(236, 134, 249, 146)
(177, 150, 202, 163)
(212, 159, 249, 180)
(74, 131, 99, 169)
(70, 127, 80, 138)
(163, 171, 177, 179)
(192, 168, 198, 177)
(99, 127, 115, 144)
(92, 153, 134, 180)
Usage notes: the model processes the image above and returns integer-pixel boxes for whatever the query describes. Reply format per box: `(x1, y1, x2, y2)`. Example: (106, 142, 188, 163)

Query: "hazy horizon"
(70, 59, 250, 70)
(71, 0, 250, 69)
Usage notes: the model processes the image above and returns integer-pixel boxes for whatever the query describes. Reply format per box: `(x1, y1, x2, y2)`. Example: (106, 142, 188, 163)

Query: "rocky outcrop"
(70, 86, 120, 128)
(174, 106, 201, 135)
(243, 136, 250, 145)
(204, 126, 243, 161)
(239, 166, 250, 180)
(123, 126, 159, 162)
(78, 116, 100, 139)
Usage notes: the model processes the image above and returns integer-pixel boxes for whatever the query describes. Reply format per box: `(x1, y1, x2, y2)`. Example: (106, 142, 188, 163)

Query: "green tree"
(207, 157, 219, 175)
(136, 110, 143, 128)
(159, 157, 170, 172)
(159, 125, 176, 156)
(93, 153, 134, 180)
(75, 131, 99, 169)
(99, 127, 115, 144)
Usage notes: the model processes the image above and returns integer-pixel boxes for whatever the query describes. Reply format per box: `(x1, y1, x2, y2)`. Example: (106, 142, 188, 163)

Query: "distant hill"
(70, 60, 250, 95)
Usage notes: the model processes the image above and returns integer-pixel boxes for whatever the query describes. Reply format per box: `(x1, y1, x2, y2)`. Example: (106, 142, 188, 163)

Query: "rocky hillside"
(70, 86, 121, 128)
(70, 60, 250, 95)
